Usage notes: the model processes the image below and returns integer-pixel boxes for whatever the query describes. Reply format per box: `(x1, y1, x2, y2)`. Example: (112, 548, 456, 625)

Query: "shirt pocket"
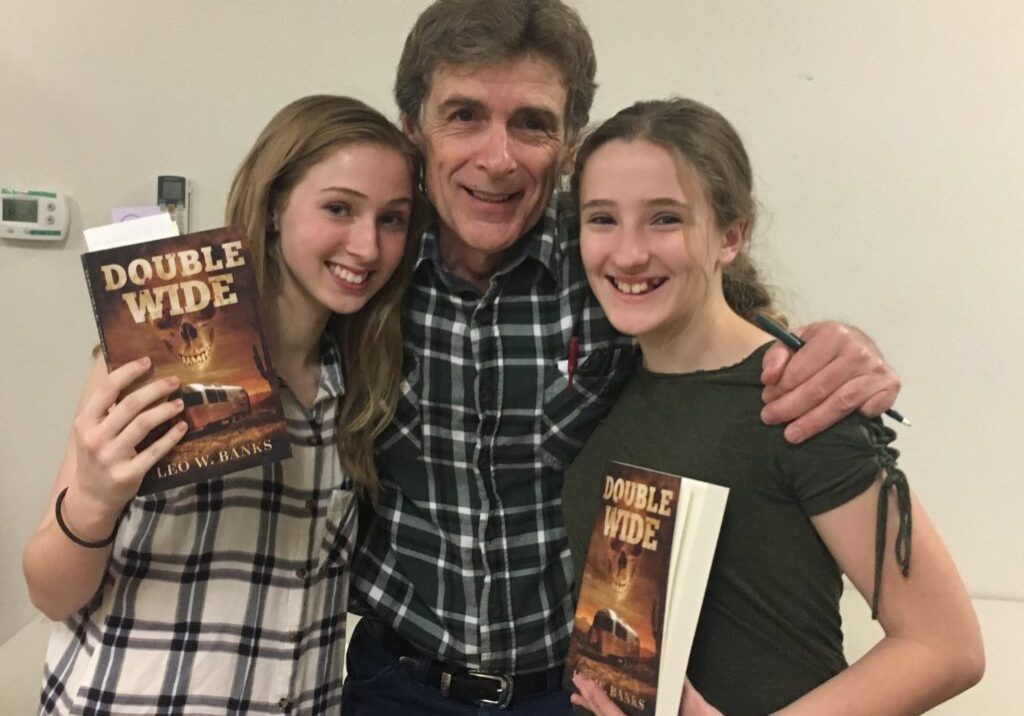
(376, 349, 422, 457)
(540, 344, 635, 471)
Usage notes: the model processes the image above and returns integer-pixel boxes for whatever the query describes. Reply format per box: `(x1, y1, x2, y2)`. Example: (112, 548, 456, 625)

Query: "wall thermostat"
(158, 175, 190, 234)
(1, 188, 70, 241)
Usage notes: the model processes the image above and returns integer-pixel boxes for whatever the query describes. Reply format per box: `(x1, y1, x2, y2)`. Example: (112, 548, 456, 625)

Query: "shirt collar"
(412, 193, 569, 287)
(316, 330, 346, 403)
(276, 331, 346, 408)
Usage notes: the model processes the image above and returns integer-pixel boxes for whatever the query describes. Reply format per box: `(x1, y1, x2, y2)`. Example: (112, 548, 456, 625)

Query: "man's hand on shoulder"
(760, 321, 900, 444)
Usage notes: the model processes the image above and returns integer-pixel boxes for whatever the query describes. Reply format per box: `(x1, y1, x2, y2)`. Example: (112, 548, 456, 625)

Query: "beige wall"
(2, 1, 1021, 712)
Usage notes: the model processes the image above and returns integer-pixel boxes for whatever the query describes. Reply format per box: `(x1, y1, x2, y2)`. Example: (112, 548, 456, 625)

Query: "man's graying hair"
(395, 0, 597, 139)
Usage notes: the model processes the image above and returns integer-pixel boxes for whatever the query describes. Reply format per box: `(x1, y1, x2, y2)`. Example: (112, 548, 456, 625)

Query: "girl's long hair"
(225, 95, 424, 497)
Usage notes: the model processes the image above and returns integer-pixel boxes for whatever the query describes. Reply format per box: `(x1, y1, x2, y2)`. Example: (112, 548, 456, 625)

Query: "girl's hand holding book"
(571, 674, 723, 716)
(65, 356, 187, 532)
(571, 673, 627, 716)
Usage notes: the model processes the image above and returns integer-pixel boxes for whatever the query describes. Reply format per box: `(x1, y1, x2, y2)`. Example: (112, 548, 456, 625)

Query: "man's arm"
(760, 322, 900, 444)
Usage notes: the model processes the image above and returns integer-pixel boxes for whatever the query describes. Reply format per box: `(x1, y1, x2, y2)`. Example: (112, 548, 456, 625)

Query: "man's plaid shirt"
(352, 196, 637, 674)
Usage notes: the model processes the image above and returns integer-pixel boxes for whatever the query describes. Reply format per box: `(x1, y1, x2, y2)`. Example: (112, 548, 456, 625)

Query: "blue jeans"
(341, 619, 574, 715)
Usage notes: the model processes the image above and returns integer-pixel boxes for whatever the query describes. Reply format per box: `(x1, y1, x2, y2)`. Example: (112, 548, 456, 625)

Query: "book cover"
(81, 223, 290, 494)
(565, 461, 728, 716)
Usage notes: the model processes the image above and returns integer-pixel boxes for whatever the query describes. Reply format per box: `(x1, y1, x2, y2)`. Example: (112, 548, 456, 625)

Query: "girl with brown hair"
(563, 98, 982, 716)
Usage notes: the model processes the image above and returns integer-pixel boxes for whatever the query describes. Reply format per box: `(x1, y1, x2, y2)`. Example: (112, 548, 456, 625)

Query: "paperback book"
(565, 461, 728, 716)
(82, 216, 290, 494)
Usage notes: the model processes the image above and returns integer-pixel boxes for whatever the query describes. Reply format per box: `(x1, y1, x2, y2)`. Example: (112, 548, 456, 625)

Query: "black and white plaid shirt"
(352, 196, 637, 674)
(41, 339, 355, 715)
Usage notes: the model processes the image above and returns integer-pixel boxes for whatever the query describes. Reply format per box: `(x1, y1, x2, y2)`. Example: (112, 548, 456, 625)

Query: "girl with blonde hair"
(25, 95, 421, 714)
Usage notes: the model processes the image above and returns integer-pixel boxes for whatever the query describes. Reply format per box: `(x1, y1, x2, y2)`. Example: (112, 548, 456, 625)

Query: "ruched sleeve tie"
(869, 420, 912, 619)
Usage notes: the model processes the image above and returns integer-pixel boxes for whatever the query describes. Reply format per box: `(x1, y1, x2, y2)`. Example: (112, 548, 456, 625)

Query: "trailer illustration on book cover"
(82, 225, 290, 494)
(565, 462, 685, 716)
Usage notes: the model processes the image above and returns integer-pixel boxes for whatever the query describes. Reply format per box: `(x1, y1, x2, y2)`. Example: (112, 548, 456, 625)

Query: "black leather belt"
(374, 622, 562, 708)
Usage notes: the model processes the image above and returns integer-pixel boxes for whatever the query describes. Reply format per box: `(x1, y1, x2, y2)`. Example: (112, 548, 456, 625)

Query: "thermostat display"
(1, 188, 70, 241)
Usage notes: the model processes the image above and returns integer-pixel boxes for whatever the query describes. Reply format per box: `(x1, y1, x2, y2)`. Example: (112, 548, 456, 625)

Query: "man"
(344, 2, 900, 713)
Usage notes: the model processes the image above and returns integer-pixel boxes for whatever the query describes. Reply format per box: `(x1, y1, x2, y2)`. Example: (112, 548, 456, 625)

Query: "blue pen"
(754, 314, 911, 427)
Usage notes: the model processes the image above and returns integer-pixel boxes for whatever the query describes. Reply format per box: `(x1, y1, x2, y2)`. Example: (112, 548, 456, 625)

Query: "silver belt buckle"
(468, 670, 513, 709)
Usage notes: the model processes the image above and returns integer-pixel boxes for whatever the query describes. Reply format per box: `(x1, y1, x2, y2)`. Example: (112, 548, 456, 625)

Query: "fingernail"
(140, 356, 151, 367)
(173, 399, 184, 409)
(787, 425, 805, 443)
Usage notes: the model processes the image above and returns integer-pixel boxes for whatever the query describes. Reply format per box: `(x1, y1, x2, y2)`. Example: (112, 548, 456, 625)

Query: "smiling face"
(406, 53, 569, 280)
(579, 139, 740, 348)
(274, 143, 413, 319)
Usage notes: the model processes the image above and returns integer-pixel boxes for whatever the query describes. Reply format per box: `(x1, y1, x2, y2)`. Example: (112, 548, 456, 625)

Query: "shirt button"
(305, 499, 317, 514)
(278, 697, 291, 712)
(479, 389, 494, 409)
(306, 436, 320, 446)
(295, 568, 307, 579)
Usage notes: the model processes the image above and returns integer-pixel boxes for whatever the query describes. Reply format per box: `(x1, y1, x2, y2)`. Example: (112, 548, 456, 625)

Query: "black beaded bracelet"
(55, 487, 118, 549)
